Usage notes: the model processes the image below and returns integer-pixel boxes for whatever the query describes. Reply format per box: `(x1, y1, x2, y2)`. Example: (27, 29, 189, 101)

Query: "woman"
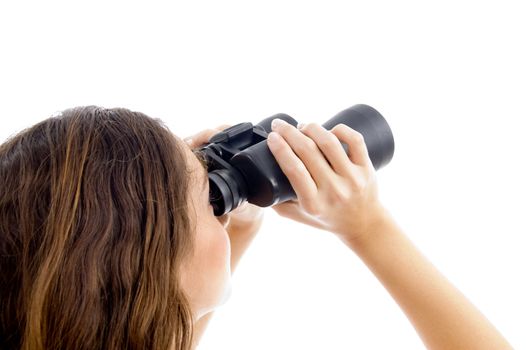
(0, 106, 512, 349)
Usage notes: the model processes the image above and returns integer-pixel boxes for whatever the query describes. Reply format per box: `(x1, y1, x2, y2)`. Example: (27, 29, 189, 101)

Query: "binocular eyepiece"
(195, 104, 395, 216)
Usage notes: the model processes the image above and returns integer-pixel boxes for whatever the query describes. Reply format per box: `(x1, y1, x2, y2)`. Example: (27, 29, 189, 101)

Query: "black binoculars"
(195, 104, 395, 216)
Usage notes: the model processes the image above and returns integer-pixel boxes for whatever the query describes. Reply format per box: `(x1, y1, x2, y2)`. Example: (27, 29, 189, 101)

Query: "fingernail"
(271, 118, 285, 130)
(267, 132, 280, 144)
(184, 137, 193, 145)
(296, 123, 305, 130)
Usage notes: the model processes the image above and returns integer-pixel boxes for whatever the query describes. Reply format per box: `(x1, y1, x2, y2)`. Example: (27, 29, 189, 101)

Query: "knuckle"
(297, 138, 318, 155)
(349, 176, 367, 192)
(302, 122, 318, 132)
(352, 131, 365, 144)
(303, 200, 320, 216)
(286, 162, 305, 176)
(306, 137, 319, 150)
(318, 133, 340, 149)
(317, 138, 332, 150)
(332, 124, 365, 144)
(332, 124, 348, 134)
(317, 139, 333, 151)
(331, 186, 351, 202)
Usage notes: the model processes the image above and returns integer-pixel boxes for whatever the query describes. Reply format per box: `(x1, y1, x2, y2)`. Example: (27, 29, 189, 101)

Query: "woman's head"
(0, 106, 232, 350)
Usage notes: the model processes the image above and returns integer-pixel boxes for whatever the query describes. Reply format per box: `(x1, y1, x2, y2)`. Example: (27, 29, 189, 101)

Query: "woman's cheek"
(215, 224, 231, 268)
(203, 218, 231, 273)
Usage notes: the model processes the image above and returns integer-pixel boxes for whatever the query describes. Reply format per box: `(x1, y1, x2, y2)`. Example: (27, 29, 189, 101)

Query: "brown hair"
(0, 106, 196, 349)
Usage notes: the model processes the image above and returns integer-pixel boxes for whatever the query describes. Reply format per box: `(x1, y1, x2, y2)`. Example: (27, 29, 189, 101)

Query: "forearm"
(346, 210, 513, 350)
(228, 213, 263, 273)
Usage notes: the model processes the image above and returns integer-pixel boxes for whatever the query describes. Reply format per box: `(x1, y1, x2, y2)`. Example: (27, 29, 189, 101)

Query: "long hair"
(0, 106, 196, 349)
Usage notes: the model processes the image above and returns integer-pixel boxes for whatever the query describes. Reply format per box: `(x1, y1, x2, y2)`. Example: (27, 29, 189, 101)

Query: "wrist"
(340, 205, 393, 252)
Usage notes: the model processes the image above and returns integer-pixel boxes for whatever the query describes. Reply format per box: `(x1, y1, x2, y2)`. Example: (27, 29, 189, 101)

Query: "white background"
(1, 1, 525, 349)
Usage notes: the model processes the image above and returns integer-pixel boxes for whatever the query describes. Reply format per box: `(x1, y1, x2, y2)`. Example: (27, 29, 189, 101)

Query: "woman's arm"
(266, 119, 513, 349)
(345, 208, 513, 350)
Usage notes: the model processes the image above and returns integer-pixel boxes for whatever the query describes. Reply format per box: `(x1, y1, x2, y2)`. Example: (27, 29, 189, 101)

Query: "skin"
(179, 120, 513, 349)
(178, 139, 233, 321)
(266, 119, 513, 349)
(177, 126, 265, 350)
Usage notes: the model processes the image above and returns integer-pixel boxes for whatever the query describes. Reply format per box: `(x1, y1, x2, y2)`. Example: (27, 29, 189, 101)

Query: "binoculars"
(195, 104, 395, 216)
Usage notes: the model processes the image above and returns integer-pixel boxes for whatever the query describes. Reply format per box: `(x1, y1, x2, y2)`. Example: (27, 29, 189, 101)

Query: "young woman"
(0, 106, 512, 349)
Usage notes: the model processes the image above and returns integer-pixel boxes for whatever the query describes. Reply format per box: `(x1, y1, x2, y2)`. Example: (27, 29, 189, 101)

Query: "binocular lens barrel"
(203, 104, 394, 216)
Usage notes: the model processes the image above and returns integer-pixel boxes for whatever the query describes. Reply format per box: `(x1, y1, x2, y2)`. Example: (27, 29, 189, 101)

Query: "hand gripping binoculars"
(195, 104, 395, 216)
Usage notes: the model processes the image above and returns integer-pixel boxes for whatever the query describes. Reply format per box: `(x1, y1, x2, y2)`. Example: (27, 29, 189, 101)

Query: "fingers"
(269, 119, 334, 189)
(298, 123, 355, 177)
(266, 131, 319, 213)
(184, 124, 232, 149)
(215, 124, 232, 132)
(330, 124, 374, 171)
